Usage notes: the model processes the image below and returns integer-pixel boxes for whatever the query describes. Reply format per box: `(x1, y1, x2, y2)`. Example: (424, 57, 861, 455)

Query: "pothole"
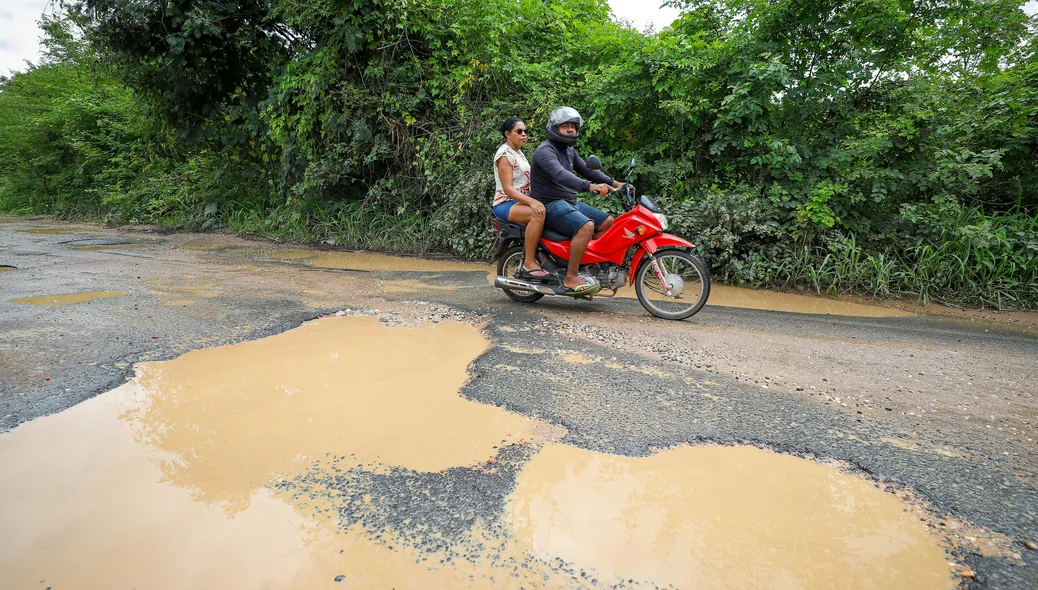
(10, 291, 127, 306)
(68, 238, 157, 250)
(74, 243, 155, 251)
(124, 315, 556, 505)
(506, 442, 957, 589)
(17, 227, 95, 234)
(306, 251, 487, 273)
(0, 315, 565, 589)
(0, 265, 15, 271)
(612, 284, 909, 317)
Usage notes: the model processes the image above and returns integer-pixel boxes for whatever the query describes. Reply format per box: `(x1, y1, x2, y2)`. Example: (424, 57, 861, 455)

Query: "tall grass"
(224, 199, 439, 254)
(778, 207, 1038, 310)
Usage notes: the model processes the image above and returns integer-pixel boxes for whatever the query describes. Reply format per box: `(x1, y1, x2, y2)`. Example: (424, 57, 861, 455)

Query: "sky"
(0, 0, 1035, 75)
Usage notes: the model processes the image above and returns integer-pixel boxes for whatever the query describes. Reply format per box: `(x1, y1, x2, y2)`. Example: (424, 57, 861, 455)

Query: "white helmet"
(545, 106, 584, 146)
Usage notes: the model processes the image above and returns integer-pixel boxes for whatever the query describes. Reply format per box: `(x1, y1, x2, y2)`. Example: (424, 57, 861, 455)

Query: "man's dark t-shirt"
(530, 140, 613, 205)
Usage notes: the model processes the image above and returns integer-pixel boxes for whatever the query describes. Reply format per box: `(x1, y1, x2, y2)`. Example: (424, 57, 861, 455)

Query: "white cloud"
(607, 0, 682, 32)
(0, 0, 51, 75)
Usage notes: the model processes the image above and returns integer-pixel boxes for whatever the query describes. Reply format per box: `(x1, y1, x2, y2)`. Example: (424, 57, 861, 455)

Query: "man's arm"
(533, 146, 591, 193)
(573, 153, 614, 186)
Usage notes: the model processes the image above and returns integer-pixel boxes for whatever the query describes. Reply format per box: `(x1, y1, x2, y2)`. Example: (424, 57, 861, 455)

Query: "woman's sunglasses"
(513, 128, 527, 135)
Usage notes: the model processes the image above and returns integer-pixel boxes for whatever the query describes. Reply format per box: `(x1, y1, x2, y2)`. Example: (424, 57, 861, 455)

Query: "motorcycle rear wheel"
(497, 245, 545, 303)
(634, 249, 710, 320)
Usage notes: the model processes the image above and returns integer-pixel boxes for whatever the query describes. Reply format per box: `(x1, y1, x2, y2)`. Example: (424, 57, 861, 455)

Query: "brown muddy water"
(306, 250, 488, 273)
(10, 290, 127, 306)
(508, 443, 954, 589)
(0, 314, 957, 588)
(17, 227, 98, 234)
(74, 243, 155, 251)
(703, 284, 910, 317)
(0, 317, 558, 589)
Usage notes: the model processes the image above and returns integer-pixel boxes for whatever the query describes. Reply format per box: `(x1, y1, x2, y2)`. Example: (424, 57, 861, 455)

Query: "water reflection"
(120, 316, 552, 511)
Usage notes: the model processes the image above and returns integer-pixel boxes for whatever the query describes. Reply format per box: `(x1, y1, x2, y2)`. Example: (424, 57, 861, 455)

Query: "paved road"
(1, 217, 1036, 589)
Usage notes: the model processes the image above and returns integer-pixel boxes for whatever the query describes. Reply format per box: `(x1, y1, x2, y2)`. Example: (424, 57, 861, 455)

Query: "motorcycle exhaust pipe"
(494, 276, 556, 294)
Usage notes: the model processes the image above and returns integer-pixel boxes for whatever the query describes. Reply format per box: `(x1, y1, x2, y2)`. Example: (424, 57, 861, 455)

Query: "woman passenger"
(492, 117, 548, 281)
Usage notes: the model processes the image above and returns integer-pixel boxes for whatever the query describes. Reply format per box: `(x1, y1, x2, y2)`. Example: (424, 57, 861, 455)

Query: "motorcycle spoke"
(639, 253, 705, 314)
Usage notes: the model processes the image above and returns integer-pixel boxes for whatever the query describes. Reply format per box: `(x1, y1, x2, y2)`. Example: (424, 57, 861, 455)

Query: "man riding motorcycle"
(530, 106, 625, 293)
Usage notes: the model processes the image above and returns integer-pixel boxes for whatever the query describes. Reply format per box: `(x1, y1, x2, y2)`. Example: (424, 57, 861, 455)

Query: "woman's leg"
(507, 204, 547, 275)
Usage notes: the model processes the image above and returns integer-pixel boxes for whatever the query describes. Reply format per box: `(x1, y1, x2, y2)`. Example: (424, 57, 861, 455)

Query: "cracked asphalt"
(1, 216, 1036, 589)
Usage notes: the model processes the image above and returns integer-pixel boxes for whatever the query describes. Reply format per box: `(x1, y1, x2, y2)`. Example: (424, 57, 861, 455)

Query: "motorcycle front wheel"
(634, 249, 710, 320)
(497, 245, 545, 303)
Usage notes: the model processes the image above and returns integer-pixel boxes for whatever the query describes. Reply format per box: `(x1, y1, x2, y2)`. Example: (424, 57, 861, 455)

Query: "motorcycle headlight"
(653, 213, 669, 231)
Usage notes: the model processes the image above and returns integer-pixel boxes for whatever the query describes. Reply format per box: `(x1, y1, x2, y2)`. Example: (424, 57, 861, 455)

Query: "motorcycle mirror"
(628, 158, 636, 170)
(586, 155, 602, 170)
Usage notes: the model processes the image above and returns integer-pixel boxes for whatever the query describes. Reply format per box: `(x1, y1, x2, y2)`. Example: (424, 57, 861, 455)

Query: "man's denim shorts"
(544, 200, 610, 238)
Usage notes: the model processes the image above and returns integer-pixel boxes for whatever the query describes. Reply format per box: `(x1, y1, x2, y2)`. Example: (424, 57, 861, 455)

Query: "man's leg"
(543, 201, 595, 290)
(565, 221, 595, 290)
(576, 202, 613, 240)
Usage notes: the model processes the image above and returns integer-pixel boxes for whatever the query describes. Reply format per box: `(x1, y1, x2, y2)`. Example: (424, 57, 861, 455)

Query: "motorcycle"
(490, 157, 710, 320)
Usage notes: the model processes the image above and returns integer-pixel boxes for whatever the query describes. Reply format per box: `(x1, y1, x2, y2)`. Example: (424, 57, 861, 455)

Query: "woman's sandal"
(520, 267, 551, 283)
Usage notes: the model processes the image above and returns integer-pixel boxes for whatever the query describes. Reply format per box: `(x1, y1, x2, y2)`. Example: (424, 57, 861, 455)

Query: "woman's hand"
(529, 199, 546, 218)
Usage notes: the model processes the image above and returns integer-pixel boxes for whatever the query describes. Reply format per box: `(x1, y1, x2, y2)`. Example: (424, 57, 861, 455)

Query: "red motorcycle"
(491, 157, 710, 320)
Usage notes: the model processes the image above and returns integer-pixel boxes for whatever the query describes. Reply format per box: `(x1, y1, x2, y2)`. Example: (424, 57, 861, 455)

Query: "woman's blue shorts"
(492, 200, 515, 220)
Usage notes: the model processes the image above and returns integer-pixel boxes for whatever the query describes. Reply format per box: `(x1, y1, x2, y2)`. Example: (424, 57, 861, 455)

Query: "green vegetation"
(1, 1, 1036, 308)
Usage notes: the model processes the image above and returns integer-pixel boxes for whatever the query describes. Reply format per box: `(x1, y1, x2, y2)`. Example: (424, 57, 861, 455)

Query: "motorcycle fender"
(489, 236, 515, 263)
(628, 234, 696, 286)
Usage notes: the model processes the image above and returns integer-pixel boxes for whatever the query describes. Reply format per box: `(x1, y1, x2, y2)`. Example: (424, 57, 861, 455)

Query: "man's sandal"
(564, 281, 599, 295)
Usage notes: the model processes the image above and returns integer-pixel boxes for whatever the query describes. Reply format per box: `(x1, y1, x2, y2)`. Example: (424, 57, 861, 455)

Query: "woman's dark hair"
(500, 116, 523, 139)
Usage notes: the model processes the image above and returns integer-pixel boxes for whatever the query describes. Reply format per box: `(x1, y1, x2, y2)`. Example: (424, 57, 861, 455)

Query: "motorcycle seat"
(541, 227, 571, 242)
(499, 220, 571, 242)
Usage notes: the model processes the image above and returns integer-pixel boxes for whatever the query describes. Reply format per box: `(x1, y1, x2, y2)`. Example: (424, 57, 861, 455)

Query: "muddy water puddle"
(613, 283, 908, 317)
(0, 316, 563, 589)
(74, 243, 156, 251)
(307, 250, 489, 273)
(124, 316, 553, 502)
(11, 290, 127, 306)
(0, 384, 550, 590)
(705, 284, 910, 316)
(508, 443, 955, 589)
(17, 227, 99, 234)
